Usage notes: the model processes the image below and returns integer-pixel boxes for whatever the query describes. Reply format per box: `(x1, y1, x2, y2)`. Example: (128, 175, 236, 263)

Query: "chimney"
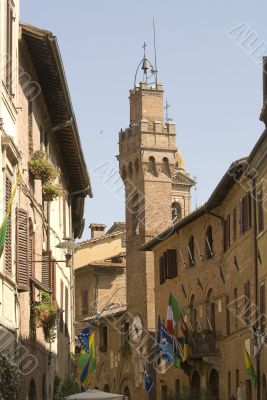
(89, 223, 106, 239)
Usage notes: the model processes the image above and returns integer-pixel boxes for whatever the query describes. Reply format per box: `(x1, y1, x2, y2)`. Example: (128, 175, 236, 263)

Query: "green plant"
(33, 291, 62, 343)
(0, 353, 20, 399)
(53, 375, 80, 400)
(43, 181, 63, 200)
(120, 341, 131, 357)
(28, 150, 60, 182)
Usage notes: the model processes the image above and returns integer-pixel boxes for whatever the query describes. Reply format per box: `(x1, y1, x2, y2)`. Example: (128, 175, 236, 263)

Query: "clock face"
(131, 316, 143, 343)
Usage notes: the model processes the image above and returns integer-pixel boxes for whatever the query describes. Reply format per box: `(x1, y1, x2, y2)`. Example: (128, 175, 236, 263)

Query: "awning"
(65, 389, 126, 400)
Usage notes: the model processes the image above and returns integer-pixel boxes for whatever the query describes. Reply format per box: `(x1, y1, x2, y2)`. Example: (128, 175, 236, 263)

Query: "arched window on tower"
(148, 156, 157, 177)
(132, 192, 140, 235)
(188, 236, 195, 268)
(172, 202, 182, 221)
(162, 157, 171, 177)
(205, 225, 213, 259)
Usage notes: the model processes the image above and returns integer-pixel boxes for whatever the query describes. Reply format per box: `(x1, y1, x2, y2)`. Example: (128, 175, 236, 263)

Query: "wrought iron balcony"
(189, 330, 220, 359)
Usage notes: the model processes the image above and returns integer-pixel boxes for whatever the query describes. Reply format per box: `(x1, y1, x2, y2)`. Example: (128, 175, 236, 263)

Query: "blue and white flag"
(143, 363, 154, 394)
(157, 316, 174, 364)
(78, 326, 92, 353)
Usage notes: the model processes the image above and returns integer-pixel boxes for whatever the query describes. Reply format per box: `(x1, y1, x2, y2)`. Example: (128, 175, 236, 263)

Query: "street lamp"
(56, 236, 78, 265)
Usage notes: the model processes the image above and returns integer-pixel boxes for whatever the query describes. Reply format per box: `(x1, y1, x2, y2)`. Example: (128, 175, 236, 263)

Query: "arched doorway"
(208, 369, 219, 400)
(262, 375, 267, 400)
(29, 379, 37, 400)
(123, 386, 131, 400)
(42, 375, 46, 400)
(103, 384, 110, 393)
(191, 371, 200, 395)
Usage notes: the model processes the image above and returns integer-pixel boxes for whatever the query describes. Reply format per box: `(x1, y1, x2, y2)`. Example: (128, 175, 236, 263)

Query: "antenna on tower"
(153, 18, 158, 84)
(164, 99, 171, 121)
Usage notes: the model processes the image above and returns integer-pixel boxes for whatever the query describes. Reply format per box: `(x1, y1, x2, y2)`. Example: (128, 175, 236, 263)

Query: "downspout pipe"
(252, 177, 260, 400)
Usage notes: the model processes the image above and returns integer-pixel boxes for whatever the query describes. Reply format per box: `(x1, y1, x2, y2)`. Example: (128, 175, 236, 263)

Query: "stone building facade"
(141, 64, 267, 400)
(0, 10, 91, 400)
(74, 222, 128, 394)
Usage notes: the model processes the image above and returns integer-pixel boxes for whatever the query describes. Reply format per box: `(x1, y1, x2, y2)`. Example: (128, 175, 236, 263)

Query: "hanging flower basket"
(43, 181, 63, 201)
(32, 291, 62, 343)
(28, 150, 60, 182)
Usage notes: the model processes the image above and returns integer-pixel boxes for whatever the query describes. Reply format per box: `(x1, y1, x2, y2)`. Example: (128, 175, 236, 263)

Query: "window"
(233, 208, 237, 241)
(81, 290, 89, 316)
(159, 256, 165, 284)
(5, 175, 12, 274)
(226, 295, 230, 335)
(235, 369, 239, 394)
(6, 0, 13, 93)
(205, 225, 213, 259)
(148, 156, 157, 177)
(65, 287, 69, 337)
(228, 371, 231, 398)
(162, 157, 171, 177)
(16, 208, 29, 290)
(100, 325, 108, 352)
(121, 236, 126, 248)
(188, 236, 195, 267)
(190, 295, 197, 331)
(175, 380, 180, 398)
(234, 288, 238, 330)
(260, 283, 266, 333)
(42, 251, 56, 298)
(224, 215, 231, 251)
(172, 202, 182, 221)
(28, 219, 35, 278)
(240, 193, 252, 234)
(244, 281, 251, 325)
(165, 249, 177, 279)
(122, 321, 130, 345)
(258, 190, 265, 233)
(131, 192, 140, 236)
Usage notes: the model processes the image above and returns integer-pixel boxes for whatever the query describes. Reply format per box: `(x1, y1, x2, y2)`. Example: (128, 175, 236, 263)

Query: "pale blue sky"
(21, 1, 267, 240)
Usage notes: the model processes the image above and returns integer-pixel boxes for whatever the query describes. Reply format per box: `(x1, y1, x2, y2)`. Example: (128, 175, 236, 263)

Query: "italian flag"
(166, 292, 186, 335)
(243, 345, 258, 389)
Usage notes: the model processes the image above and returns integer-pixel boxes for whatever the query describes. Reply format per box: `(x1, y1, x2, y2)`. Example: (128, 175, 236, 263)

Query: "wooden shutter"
(240, 194, 251, 234)
(260, 283, 266, 332)
(224, 215, 230, 251)
(16, 208, 29, 290)
(60, 280, 63, 332)
(233, 208, 237, 241)
(42, 251, 52, 289)
(166, 249, 177, 279)
(258, 191, 265, 233)
(51, 258, 56, 300)
(5, 176, 12, 274)
(159, 256, 165, 284)
(65, 287, 69, 337)
(244, 281, 251, 325)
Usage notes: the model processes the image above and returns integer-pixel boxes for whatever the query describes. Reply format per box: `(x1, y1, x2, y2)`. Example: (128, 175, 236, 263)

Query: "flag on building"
(243, 345, 258, 389)
(182, 327, 190, 362)
(166, 292, 187, 335)
(143, 363, 154, 394)
(80, 331, 96, 389)
(251, 324, 265, 357)
(78, 325, 92, 353)
(157, 316, 174, 364)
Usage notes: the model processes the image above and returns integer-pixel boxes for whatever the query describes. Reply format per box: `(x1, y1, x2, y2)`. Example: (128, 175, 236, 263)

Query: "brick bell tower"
(118, 47, 179, 396)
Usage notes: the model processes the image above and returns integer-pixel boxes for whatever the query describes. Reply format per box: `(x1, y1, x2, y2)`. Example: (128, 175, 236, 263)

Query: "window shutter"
(65, 287, 69, 337)
(16, 208, 29, 290)
(60, 280, 63, 332)
(233, 208, 237, 241)
(159, 256, 165, 284)
(5, 176, 12, 274)
(166, 249, 177, 279)
(42, 251, 52, 289)
(240, 198, 244, 234)
(51, 258, 56, 300)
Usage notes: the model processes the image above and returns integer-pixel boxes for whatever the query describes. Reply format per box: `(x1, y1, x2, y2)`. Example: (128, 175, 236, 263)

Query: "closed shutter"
(42, 251, 52, 289)
(233, 208, 237, 241)
(65, 287, 69, 337)
(5, 176, 12, 274)
(51, 258, 56, 300)
(240, 194, 251, 234)
(260, 283, 266, 332)
(159, 256, 165, 284)
(60, 280, 63, 332)
(16, 208, 29, 290)
(166, 249, 177, 279)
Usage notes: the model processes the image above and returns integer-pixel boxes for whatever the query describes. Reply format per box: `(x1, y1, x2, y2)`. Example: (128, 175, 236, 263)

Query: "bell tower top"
(129, 82, 164, 125)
